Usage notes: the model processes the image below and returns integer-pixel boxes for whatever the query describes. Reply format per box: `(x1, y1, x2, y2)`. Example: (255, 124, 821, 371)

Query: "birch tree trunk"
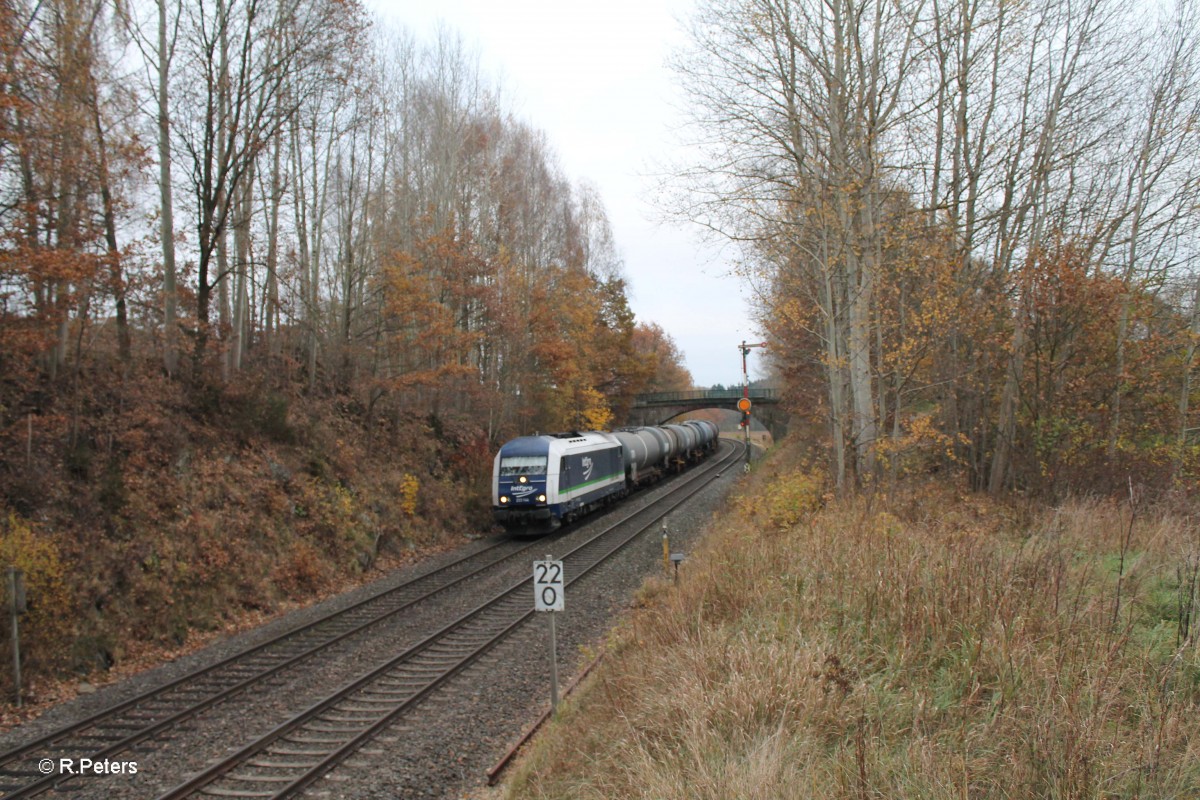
(158, 0, 179, 376)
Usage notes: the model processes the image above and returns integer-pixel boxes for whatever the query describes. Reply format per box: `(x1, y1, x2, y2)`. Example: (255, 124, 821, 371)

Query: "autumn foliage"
(676, 0, 1200, 498)
(0, 6, 690, 699)
(764, 210, 1200, 496)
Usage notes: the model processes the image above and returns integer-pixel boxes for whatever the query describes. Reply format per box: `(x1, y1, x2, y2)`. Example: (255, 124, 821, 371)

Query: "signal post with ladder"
(737, 341, 767, 470)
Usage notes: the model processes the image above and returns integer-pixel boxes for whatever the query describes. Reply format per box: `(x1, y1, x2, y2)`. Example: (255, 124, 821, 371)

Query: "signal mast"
(737, 340, 768, 468)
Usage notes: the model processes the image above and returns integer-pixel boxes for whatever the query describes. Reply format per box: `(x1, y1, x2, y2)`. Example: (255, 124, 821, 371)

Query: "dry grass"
(505, 450, 1200, 799)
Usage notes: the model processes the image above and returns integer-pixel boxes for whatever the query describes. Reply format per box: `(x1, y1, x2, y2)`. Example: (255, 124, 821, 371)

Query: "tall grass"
(506, 454, 1200, 799)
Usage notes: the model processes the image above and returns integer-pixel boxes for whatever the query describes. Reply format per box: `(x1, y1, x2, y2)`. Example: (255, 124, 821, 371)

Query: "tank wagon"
(492, 419, 720, 534)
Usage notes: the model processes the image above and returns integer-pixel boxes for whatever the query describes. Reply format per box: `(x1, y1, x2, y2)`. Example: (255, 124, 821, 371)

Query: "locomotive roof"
(497, 435, 555, 457)
(498, 432, 618, 457)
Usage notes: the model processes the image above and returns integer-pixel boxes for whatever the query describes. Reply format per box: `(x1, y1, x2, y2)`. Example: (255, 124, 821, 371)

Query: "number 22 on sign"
(533, 559, 564, 611)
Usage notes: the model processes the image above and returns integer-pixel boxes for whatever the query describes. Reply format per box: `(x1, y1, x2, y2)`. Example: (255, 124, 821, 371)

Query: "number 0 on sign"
(534, 559, 565, 611)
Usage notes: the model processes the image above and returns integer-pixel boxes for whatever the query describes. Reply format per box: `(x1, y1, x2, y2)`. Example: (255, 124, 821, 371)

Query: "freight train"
(491, 420, 720, 534)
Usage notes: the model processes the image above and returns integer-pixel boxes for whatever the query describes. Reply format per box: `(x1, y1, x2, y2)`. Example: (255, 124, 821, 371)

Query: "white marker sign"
(533, 559, 565, 612)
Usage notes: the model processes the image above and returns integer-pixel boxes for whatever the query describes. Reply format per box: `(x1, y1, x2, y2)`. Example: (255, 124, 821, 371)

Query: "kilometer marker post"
(534, 556, 564, 713)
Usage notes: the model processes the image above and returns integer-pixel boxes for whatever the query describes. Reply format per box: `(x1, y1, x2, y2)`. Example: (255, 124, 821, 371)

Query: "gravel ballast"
(0, 441, 746, 799)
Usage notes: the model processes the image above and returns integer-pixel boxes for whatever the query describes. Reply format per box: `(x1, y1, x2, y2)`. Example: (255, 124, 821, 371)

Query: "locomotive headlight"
(499, 496, 509, 504)
(537, 494, 547, 503)
(518, 476, 528, 484)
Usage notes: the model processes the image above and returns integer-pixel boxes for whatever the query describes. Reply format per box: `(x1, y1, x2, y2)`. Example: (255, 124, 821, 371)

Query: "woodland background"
(506, 0, 1200, 785)
(511, 3, 1200, 791)
(0, 0, 692, 694)
(672, 0, 1200, 496)
(6, 0, 1200, 710)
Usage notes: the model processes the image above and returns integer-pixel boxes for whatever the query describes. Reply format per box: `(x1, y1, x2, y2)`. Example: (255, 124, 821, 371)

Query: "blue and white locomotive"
(492, 420, 720, 533)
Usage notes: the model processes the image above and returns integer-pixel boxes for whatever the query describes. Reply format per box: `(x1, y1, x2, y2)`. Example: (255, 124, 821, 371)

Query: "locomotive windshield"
(499, 456, 547, 476)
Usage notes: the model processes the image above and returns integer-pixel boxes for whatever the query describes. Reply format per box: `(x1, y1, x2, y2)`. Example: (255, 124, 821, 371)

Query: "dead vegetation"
(0, 367, 489, 719)
(507, 445, 1200, 798)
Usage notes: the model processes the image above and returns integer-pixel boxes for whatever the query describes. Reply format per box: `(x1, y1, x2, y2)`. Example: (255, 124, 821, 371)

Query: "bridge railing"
(634, 388, 780, 406)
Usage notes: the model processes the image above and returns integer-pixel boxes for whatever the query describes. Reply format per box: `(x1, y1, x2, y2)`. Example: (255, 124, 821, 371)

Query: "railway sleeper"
(301, 722, 363, 734)
(377, 682, 435, 695)
(288, 732, 355, 745)
(196, 785, 277, 798)
(398, 672, 451, 684)
(163, 687, 214, 699)
(335, 701, 398, 712)
(225, 772, 299, 783)
(426, 649, 477, 662)
(109, 710, 162, 724)
(349, 607, 397, 621)
(337, 701, 400, 713)
(442, 640, 489, 653)
(98, 720, 159, 731)
(246, 759, 323, 770)
(270, 743, 340, 757)
(276, 637, 325, 650)
(355, 689, 413, 701)
(73, 733, 125, 743)
(220, 662, 269, 673)
(128, 703, 179, 715)
(404, 663, 457, 675)
(422, 647, 473, 659)
(318, 712, 380, 724)
(179, 681, 230, 695)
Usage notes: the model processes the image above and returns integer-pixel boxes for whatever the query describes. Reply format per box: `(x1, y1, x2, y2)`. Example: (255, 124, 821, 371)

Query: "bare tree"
(671, 0, 925, 487)
(173, 0, 364, 380)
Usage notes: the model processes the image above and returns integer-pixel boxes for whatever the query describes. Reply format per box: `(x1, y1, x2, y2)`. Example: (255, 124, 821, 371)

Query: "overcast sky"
(368, 0, 767, 389)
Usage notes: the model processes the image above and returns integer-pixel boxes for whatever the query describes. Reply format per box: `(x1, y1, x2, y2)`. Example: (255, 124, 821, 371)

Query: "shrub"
(746, 468, 824, 530)
(0, 513, 72, 683)
(400, 473, 419, 517)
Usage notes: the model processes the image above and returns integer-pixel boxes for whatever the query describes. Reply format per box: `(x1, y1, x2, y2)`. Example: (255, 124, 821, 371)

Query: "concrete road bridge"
(628, 388, 788, 440)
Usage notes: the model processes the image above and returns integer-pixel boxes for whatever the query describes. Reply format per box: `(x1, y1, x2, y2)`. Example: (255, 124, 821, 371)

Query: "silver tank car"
(684, 419, 719, 450)
(612, 426, 671, 484)
(663, 423, 697, 457)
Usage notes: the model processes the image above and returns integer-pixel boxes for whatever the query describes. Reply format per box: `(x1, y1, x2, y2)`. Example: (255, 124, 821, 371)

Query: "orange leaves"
(762, 186, 1200, 492)
(375, 204, 652, 436)
(1015, 241, 1123, 355)
(0, 245, 102, 288)
(875, 413, 970, 476)
(0, 244, 106, 369)
(380, 225, 487, 398)
(523, 267, 638, 431)
(631, 322, 694, 393)
(398, 474, 419, 517)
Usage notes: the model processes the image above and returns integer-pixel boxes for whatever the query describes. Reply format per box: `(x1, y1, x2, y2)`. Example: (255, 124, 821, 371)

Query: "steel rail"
(0, 535, 549, 799)
(155, 440, 742, 800)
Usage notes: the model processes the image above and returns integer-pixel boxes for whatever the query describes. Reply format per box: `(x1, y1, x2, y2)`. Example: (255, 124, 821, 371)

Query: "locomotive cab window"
(499, 456, 547, 476)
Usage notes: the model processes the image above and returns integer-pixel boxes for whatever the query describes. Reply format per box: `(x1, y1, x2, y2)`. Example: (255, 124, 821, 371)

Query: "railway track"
(0, 438, 741, 799)
(155, 439, 742, 800)
(0, 534, 559, 799)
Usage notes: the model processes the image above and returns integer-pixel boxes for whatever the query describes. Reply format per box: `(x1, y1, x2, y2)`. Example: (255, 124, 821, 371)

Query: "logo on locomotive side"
(581, 456, 594, 480)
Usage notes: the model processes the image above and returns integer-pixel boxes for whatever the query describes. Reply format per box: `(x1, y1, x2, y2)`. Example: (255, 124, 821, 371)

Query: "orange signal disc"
(736, 397, 752, 412)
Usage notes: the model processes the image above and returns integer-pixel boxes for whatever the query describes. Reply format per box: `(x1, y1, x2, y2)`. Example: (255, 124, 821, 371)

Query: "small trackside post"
(661, 522, 670, 575)
(670, 552, 684, 584)
(534, 556, 564, 713)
